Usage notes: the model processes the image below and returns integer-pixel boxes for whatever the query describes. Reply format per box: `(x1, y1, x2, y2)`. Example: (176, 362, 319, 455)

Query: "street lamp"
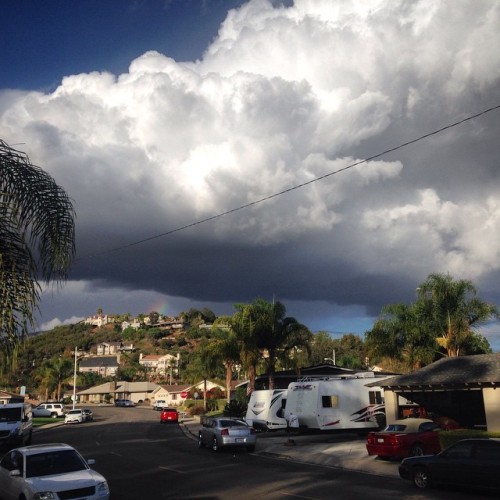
(72, 346, 78, 410)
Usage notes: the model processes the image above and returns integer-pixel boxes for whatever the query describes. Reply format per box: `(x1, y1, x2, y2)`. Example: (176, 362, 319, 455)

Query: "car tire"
(50, 412, 57, 418)
(410, 443, 425, 456)
(413, 466, 431, 489)
(198, 434, 205, 448)
(212, 437, 219, 452)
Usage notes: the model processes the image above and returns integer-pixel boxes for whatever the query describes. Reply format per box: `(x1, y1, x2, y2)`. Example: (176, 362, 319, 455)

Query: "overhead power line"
(80, 103, 500, 261)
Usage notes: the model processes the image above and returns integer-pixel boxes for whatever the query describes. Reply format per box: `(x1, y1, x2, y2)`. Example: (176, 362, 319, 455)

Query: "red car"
(366, 418, 441, 460)
(160, 407, 179, 423)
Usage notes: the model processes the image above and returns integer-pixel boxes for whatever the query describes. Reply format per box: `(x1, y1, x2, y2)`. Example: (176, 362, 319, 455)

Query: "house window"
(172, 394, 177, 401)
(322, 395, 339, 408)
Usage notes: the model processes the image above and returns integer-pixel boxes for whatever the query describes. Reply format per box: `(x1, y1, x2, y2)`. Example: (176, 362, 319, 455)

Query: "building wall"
(383, 390, 400, 425)
(483, 387, 500, 432)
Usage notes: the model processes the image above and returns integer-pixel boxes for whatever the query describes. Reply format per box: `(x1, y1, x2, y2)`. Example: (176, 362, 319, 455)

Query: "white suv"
(32, 403, 65, 418)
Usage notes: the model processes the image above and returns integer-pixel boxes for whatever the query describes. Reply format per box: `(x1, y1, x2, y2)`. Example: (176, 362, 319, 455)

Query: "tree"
(234, 298, 313, 390)
(0, 139, 75, 370)
(366, 273, 498, 372)
(206, 328, 240, 403)
(230, 303, 261, 395)
(365, 302, 437, 373)
(417, 273, 498, 357)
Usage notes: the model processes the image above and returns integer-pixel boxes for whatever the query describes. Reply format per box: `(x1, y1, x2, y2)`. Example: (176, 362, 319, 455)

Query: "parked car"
(115, 399, 135, 407)
(82, 408, 94, 421)
(366, 418, 441, 459)
(399, 438, 500, 491)
(160, 408, 179, 423)
(32, 403, 65, 418)
(153, 399, 167, 411)
(198, 417, 256, 452)
(65, 409, 84, 424)
(0, 442, 110, 499)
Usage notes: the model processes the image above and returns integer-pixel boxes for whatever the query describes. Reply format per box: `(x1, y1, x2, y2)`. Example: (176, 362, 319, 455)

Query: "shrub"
(223, 399, 247, 418)
(188, 405, 206, 416)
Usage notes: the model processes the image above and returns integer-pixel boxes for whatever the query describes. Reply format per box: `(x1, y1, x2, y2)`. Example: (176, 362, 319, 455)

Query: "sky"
(2, 0, 500, 349)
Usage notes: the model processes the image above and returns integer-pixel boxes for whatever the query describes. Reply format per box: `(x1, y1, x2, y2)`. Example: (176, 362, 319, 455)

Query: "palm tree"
(0, 139, 75, 369)
(206, 327, 240, 403)
(230, 303, 261, 395)
(249, 298, 312, 389)
(417, 273, 498, 357)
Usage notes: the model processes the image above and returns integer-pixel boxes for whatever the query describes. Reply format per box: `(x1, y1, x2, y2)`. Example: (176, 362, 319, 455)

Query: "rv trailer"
(245, 389, 288, 431)
(284, 372, 387, 431)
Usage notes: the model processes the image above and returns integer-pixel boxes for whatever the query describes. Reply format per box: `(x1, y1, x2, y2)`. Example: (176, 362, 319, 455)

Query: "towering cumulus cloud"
(1, 0, 499, 334)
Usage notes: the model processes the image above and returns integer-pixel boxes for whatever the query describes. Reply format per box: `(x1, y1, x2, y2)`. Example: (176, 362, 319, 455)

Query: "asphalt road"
(33, 406, 493, 499)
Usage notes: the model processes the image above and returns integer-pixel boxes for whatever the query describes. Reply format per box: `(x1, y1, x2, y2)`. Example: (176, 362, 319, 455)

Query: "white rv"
(245, 389, 288, 431)
(284, 372, 387, 431)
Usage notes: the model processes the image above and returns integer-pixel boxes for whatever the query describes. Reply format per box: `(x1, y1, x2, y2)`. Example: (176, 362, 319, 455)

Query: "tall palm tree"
(250, 298, 312, 389)
(0, 139, 75, 369)
(230, 303, 261, 395)
(206, 326, 240, 403)
(417, 273, 498, 357)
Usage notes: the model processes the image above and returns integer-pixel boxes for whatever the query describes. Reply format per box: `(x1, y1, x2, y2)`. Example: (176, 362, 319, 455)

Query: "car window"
(418, 422, 439, 432)
(443, 441, 474, 459)
(474, 441, 500, 461)
(26, 450, 87, 478)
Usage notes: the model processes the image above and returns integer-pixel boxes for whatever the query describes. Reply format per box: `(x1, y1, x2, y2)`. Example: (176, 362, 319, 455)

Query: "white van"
(0, 403, 33, 449)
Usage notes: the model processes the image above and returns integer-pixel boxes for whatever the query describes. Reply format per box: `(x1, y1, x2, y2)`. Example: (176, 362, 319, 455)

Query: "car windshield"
(0, 408, 21, 422)
(68, 410, 81, 414)
(26, 450, 87, 478)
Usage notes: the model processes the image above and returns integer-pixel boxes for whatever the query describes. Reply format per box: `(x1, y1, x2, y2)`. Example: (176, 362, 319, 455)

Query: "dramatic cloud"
(1, 0, 499, 344)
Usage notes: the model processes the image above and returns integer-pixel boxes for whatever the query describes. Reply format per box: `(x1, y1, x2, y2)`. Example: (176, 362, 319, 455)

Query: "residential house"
(77, 380, 160, 405)
(151, 380, 226, 407)
(139, 353, 179, 376)
(96, 342, 134, 356)
(79, 356, 119, 377)
(84, 314, 113, 328)
(0, 391, 25, 405)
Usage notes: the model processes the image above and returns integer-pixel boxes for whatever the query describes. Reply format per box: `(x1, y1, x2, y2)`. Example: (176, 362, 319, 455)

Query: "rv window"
(369, 391, 383, 405)
(322, 395, 339, 408)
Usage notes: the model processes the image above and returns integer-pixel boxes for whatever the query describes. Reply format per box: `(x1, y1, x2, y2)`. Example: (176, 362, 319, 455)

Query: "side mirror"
(87, 459, 96, 466)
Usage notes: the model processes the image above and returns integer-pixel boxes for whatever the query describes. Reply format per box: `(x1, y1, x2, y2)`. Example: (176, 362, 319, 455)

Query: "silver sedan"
(198, 417, 257, 452)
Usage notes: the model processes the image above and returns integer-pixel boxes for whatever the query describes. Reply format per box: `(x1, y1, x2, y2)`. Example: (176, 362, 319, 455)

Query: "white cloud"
(2, 0, 500, 334)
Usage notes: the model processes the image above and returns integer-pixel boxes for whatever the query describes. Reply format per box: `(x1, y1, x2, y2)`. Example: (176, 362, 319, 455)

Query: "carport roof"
(372, 353, 500, 389)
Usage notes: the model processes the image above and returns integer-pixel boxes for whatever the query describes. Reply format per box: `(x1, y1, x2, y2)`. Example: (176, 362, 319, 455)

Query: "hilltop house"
(139, 353, 179, 376)
(96, 342, 134, 355)
(84, 314, 113, 328)
(79, 356, 119, 377)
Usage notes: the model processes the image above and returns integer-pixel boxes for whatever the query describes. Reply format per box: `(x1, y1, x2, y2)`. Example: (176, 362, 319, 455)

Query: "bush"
(188, 405, 206, 416)
(439, 429, 500, 449)
(223, 399, 247, 418)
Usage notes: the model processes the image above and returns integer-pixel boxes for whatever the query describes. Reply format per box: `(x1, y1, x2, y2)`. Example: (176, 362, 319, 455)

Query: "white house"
(151, 380, 226, 407)
(139, 353, 179, 375)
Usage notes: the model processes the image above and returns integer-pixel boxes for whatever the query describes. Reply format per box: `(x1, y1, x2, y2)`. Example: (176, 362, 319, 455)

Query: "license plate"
(236, 438, 244, 443)
(377, 438, 384, 443)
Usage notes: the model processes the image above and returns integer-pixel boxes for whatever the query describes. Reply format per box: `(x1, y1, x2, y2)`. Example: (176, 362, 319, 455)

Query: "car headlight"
(33, 493, 56, 500)
(96, 480, 110, 496)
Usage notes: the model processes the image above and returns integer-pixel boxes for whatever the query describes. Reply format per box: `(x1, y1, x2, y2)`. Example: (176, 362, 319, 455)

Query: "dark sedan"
(399, 438, 500, 491)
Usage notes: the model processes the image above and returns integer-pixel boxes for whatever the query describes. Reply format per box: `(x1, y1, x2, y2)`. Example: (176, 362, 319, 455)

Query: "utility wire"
(79, 103, 500, 261)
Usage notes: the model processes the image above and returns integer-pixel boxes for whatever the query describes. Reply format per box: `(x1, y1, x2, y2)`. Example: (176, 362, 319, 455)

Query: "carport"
(374, 353, 500, 431)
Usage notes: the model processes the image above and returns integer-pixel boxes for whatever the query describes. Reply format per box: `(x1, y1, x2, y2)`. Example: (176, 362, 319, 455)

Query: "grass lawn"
(32, 417, 64, 427)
